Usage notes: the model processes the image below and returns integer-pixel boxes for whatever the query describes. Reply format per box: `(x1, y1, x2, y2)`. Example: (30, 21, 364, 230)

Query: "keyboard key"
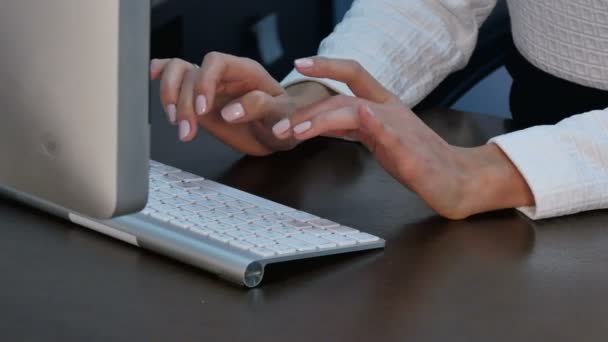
(165, 188, 190, 197)
(202, 180, 295, 213)
(178, 193, 205, 202)
(218, 216, 247, 227)
(175, 172, 205, 182)
(267, 244, 297, 255)
(190, 226, 213, 236)
(301, 227, 332, 236)
(205, 222, 236, 232)
(237, 223, 268, 233)
(163, 197, 192, 207)
(276, 238, 317, 252)
(249, 247, 275, 258)
(179, 204, 211, 214)
(269, 225, 298, 236)
(215, 206, 245, 216)
(225, 230, 255, 240)
(328, 226, 359, 235)
(213, 193, 237, 203)
(322, 234, 358, 247)
(171, 181, 201, 190)
(223, 200, 255, 210)
(283, 219, 312, 229)
(285, 211, 319, 222)
(169, 218, 194, 229)
(251, 218, 285, 229)
(209, 233, 233, 243)
(247, 237, 276, 247)
(309, 219, 340, 228)
(170, 209, 200, 218)
(292, 233, 337, 249)
(233, 212, 264, 223)
(255, 230, 286, 240)
(243, 207, 275, 216)
(349, 232, 380, 243)
(157, 174, 183, 184)
(200, 199, 225, 209)
(151, 191, 174, 200)
(149, 212, 175, 222)
(260, 214, 289, 222)
(228, 240, 255, 250)
(189, 188, 219, 197)
(188, 216, 217, 226)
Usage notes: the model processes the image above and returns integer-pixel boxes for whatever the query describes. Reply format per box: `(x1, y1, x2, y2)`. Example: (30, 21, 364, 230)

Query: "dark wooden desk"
(2, 93, 608, 341)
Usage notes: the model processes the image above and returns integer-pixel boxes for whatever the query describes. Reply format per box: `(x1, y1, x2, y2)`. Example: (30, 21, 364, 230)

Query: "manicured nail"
(221, 103, 245, 122)
(293, 121, 312, 134)
(295, 58, 314, 69)
(195, 95, 207, 115)
(179, 120, 190, 141)
(166, 104, 177, 124)
(272, 118, 291, 136)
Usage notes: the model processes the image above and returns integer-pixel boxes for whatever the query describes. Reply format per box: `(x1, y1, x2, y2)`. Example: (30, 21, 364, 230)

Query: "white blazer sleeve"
(281, 0, 497, 106)
(490, 108, 608, 220)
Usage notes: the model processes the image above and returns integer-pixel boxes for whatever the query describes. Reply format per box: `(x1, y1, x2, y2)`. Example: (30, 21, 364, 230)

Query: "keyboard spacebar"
(201, 180, 295, 213)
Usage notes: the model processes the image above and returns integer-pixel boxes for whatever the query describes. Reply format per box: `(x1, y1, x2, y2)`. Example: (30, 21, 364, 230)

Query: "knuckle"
(247, 90, 268, 111)
(203, 51, 222, 62)
(347, 59, 363, 73)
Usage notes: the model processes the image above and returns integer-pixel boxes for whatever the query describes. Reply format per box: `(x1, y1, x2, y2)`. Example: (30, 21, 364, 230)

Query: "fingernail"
(293, 121, 312, 134)
(179, 120, 191, 141)
(195, 95, 207, 115)
(221, 103, 245, 122)
(166, 104, 177, 124)
(295, 58, 314, 69)
(272, 118, 291, 136)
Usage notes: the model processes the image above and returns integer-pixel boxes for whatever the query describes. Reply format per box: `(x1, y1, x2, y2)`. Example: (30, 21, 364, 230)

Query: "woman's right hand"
(150, 52, 332, 156)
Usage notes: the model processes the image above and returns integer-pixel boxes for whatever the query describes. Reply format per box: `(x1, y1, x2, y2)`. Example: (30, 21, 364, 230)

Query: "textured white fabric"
(281, 0, 608, 219)
(490, 108, 608, 219)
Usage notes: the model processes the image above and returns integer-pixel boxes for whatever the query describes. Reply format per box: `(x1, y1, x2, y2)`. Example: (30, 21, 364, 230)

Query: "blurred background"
(151, 0, 512, 118)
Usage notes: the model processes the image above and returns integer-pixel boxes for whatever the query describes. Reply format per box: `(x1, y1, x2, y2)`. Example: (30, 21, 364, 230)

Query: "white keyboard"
(142, 160, 383, 259)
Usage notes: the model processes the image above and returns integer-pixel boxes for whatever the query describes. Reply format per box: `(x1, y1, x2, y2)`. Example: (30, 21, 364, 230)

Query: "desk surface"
(2, 98, 608, 341)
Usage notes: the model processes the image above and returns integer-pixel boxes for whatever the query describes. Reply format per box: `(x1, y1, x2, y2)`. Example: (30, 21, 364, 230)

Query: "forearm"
(282, 0, 497, 106)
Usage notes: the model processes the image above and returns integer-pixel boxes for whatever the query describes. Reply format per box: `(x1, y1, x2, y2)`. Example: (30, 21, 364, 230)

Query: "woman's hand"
(280, 57, 534, 219)
(150, 53, 332, 156)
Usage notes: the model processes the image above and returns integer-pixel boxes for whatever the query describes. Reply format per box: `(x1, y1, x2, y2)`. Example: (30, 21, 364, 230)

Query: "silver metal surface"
(0, 0, 149, 219)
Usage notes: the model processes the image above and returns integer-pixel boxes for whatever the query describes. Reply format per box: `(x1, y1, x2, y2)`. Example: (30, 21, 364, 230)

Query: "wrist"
(457, 144, 534, 216)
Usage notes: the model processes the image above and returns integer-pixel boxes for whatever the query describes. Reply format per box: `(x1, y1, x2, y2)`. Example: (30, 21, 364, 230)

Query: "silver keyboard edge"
(100, 214, 385, 287)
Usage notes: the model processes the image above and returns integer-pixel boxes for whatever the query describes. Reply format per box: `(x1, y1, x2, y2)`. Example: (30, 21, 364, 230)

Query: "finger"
(176, 69, 199, 142)
(194, 52, 282, 116)
(219, 91, 292, 125)
(292, 106, 360, 141)
(276, 94, 365, 138)
(294, 57, 397, 103)
(150, 58, 171, 80)
(358, 105, 401, 151)
(159, 58, 195, 124)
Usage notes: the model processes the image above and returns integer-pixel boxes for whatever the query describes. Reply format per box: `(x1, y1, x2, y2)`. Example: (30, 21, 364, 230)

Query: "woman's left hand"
(275, 57, 533, 219)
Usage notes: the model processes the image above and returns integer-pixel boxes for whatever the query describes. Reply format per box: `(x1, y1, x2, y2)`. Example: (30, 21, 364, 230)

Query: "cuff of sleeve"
(280, 69, 354, 97)
(489, 127, 575, 220)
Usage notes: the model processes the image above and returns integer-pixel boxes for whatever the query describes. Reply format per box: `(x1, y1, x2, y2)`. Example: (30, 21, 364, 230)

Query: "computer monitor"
(0, 1, 150, 219)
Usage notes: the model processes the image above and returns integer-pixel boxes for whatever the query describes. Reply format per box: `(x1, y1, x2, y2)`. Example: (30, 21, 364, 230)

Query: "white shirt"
(282, 0, 608, 220)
